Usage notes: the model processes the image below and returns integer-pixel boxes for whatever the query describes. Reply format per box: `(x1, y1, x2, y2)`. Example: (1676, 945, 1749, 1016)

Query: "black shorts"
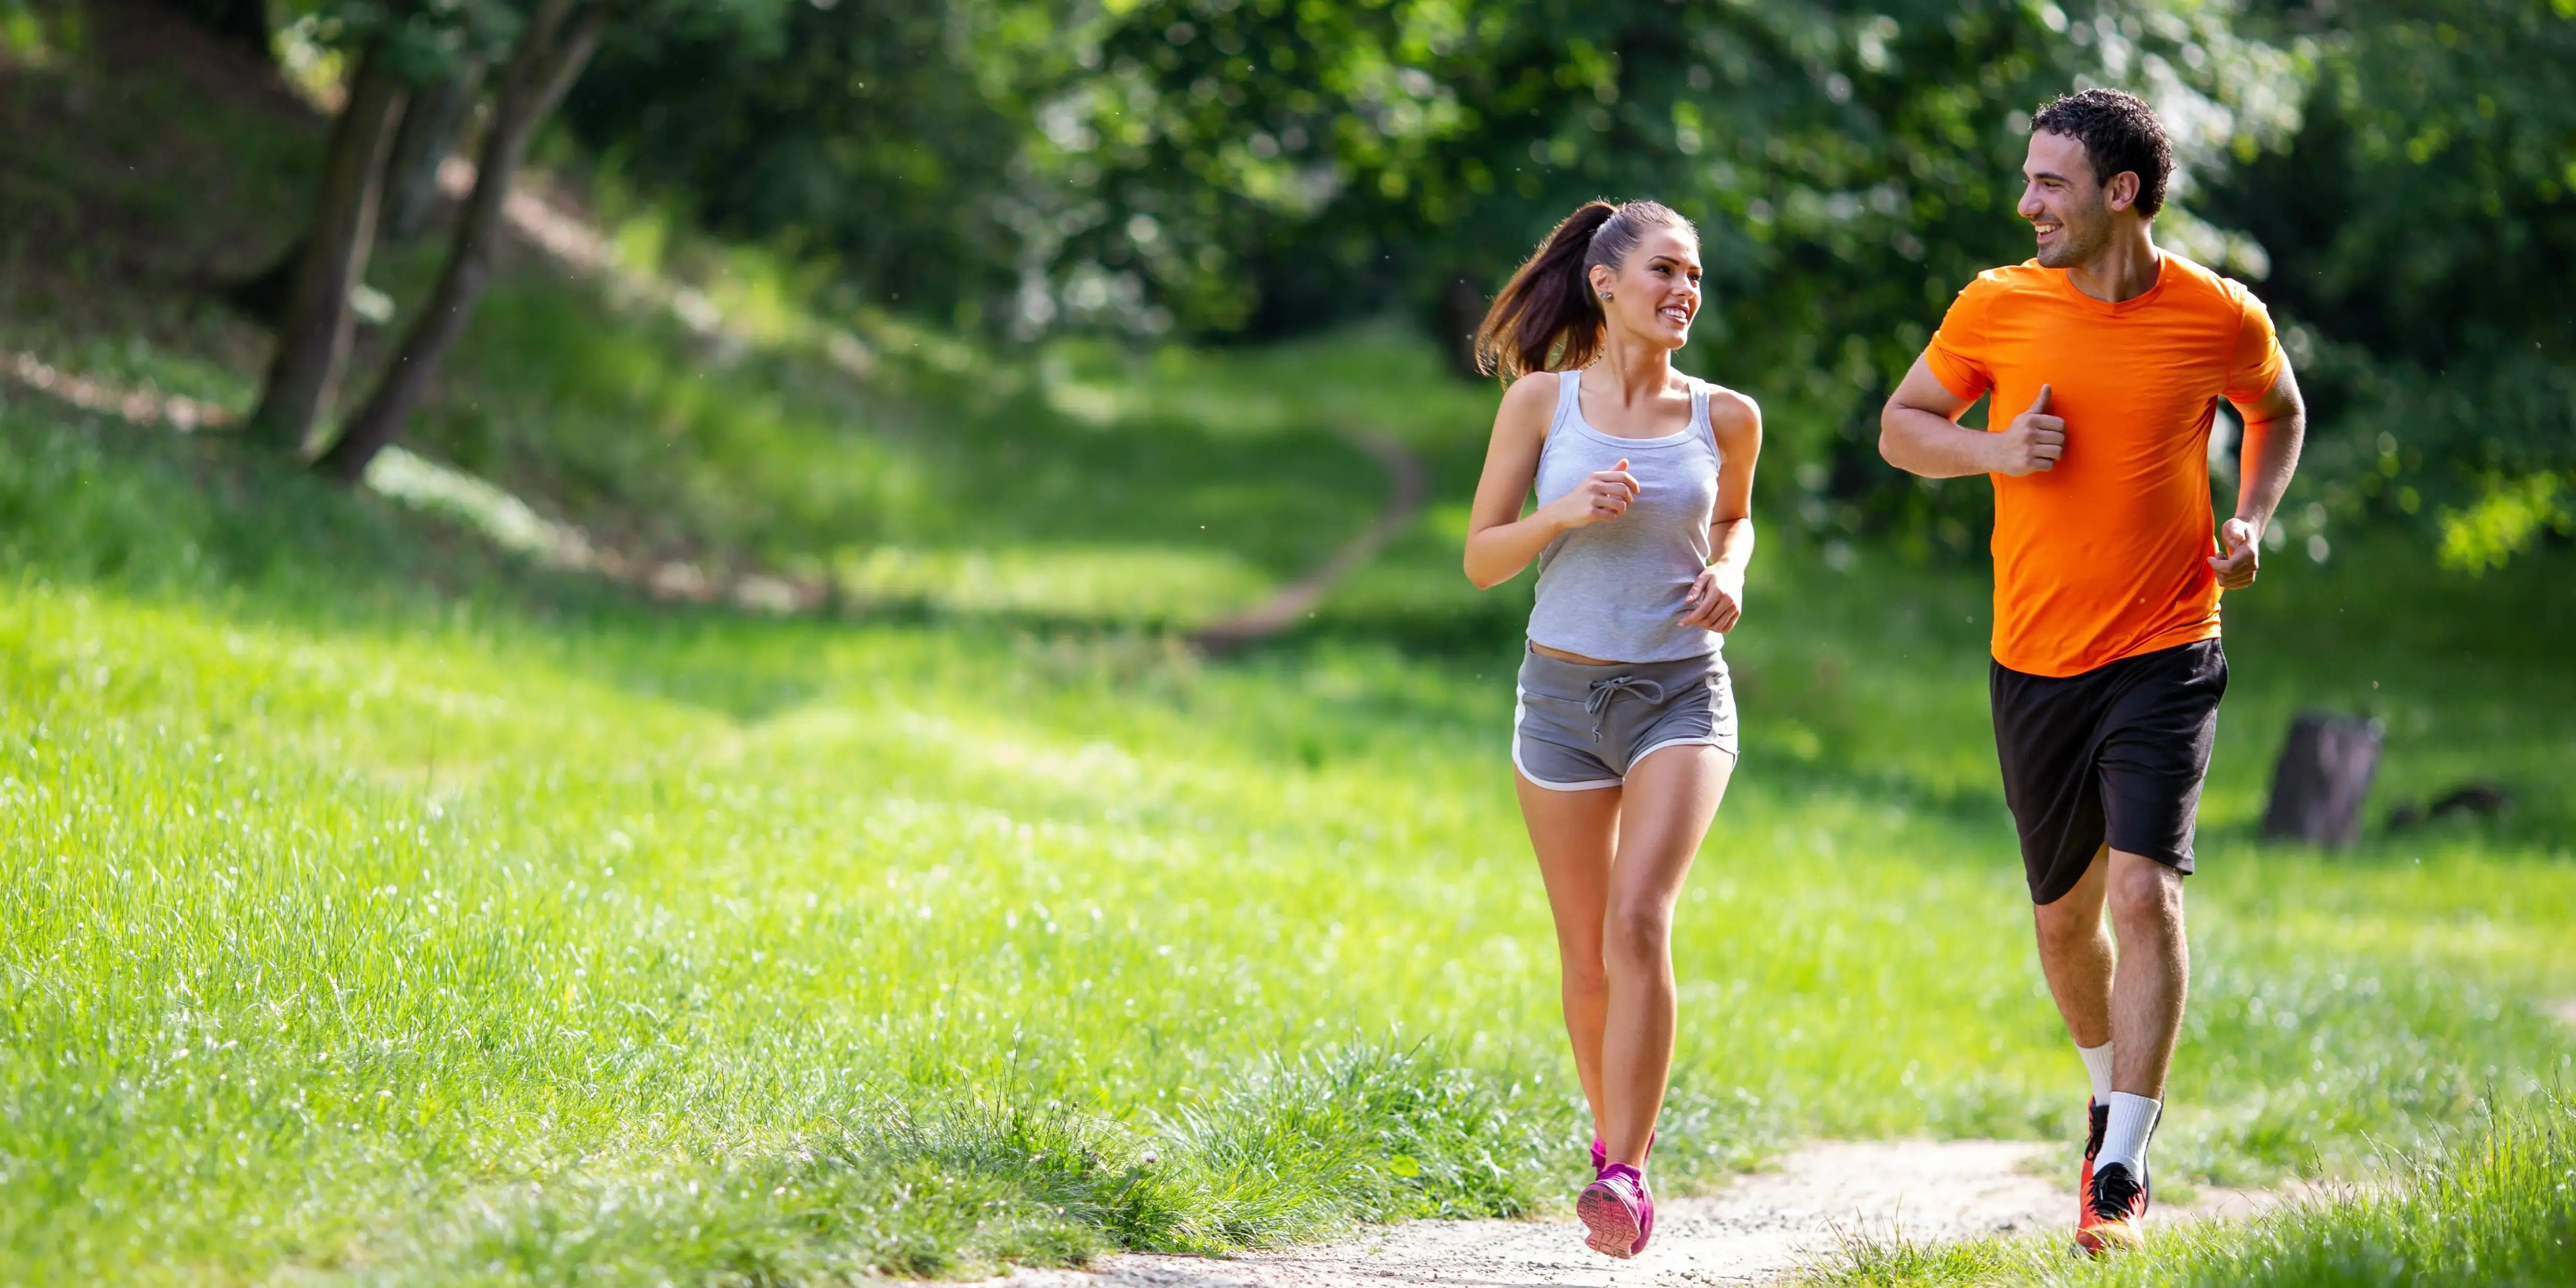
(1990, 640, 2228, 905)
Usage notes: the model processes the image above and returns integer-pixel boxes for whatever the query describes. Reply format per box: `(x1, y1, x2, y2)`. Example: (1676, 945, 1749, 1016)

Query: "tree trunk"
(318, 0, 607, 483)
(228, 62, 483, 323)
(381, 61, 486, 244)
(244, 45, 408, 455)
(2260, 713, 2385, 846)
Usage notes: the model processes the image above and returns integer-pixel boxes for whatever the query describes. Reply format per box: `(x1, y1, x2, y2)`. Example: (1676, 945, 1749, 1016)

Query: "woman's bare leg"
(1597, 744, 1732, 1165)
(1516, 771, 1622, 1145)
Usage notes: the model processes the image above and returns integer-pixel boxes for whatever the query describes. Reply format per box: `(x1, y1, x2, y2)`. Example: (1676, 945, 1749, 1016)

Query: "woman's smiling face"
(1592, 224, 1704, 352)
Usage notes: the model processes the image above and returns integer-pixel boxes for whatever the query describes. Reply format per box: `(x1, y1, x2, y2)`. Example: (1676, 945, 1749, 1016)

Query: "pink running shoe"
(1577, 1162, 1654, 1258)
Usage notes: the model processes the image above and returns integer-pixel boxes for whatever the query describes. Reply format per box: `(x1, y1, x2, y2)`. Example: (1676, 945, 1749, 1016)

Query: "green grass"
(411, 287, 1392, 603)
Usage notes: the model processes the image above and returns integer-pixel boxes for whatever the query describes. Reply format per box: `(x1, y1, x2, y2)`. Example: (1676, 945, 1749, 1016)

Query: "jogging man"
(1877, 88, 2305, 1253)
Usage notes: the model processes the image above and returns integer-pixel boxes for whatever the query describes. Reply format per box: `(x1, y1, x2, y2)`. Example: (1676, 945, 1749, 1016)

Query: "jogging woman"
(1463, 200, 1760, 1260)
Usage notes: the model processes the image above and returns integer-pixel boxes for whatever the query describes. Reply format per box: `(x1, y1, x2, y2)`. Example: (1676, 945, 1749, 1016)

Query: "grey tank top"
(1527, 368, 1725, 663)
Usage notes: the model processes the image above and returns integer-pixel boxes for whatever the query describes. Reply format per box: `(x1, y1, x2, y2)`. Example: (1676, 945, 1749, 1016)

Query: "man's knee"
(2032, 861, 2110, 952)
(2106, 852, 2185, 928)
(2032, 898, 2104, 956)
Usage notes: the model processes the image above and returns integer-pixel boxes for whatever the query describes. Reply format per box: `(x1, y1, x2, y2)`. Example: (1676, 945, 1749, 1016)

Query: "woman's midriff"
(1527, 640, 1622, 666)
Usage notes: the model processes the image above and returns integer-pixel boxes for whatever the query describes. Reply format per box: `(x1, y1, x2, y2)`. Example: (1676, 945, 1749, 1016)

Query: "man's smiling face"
(2019, 129, 2115, 269)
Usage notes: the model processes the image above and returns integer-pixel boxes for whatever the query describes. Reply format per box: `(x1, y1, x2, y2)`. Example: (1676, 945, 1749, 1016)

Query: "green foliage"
(276, 0, 794, 84)
(548, 0, 2576, 565)
(2204, 0, 2576, 567)
(280, 0, 529, 82)
(141, 0, 2576, 564)
(560, 2, 1049, 331)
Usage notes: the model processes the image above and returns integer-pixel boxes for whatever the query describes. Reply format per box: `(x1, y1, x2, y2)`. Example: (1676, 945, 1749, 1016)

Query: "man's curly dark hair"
(2031, 88, 2172, 219)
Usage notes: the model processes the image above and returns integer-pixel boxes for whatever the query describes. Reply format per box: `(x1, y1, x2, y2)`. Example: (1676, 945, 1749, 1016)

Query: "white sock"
(2076, 1041, 2114, 1105)
(2096, 1092, 2160, 1180)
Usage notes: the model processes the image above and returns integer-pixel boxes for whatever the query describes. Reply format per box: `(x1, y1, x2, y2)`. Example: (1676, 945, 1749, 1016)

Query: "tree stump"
(2261, 713, 2384, 846)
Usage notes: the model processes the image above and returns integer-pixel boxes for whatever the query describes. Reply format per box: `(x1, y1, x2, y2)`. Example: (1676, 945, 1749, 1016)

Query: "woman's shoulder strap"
(1552, 365, 1585, 420)
(1682, 374, 1717, 449)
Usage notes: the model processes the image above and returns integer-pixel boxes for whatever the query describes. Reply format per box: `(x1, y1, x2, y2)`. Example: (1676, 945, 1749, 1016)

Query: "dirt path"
(1191, 427, 1427, 654)
(994, 1140, 2293, 1287)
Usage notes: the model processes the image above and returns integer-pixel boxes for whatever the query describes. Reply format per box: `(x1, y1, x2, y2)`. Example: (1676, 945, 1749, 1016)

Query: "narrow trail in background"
(994, 1140, 2298, 1287)
(6, 171, 1431, 634)
(1191, 428, 1427, 654)
(490, 162, 1440, 646)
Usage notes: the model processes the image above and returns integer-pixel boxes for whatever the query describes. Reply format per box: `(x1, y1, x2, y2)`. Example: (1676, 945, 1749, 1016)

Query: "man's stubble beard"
(2033, 202, 2110, 270)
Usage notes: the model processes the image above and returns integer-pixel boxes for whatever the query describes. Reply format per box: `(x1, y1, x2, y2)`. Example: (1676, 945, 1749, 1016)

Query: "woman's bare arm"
(1679, 389, 1761, 630)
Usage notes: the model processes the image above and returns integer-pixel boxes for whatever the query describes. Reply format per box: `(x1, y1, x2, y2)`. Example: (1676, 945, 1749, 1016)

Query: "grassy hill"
(2, 9, 2571, 1284)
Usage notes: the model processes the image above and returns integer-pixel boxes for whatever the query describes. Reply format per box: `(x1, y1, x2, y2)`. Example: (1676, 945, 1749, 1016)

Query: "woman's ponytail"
(1475, 202, 1614, 380)
(1473, 199, 1693, 380)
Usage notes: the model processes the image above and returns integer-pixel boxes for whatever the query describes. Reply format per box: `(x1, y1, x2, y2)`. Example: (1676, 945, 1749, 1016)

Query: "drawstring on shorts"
(1584, 675, 1666, 740)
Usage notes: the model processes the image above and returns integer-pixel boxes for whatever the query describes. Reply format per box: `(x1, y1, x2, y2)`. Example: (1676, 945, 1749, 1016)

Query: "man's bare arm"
(1877, 355, 2064, 479)
(2210, 364, 2307, 589)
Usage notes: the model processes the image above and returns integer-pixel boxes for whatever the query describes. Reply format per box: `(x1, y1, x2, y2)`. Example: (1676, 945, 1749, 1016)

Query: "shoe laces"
(2089, 1162, 2144, 1217)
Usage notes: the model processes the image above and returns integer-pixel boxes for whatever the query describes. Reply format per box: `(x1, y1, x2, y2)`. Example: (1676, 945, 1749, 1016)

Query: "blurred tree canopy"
(184, 0, 2574, 564)
(2206, 0, 2576, 569)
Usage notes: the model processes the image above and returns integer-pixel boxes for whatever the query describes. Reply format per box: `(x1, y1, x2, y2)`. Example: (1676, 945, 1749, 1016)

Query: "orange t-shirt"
(1926, 253, 2286, 677)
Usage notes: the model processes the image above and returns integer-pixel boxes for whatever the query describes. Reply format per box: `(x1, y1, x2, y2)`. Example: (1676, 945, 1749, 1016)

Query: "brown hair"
(1473, 199, 1694, 379)
(2031, 88, 2172, 219)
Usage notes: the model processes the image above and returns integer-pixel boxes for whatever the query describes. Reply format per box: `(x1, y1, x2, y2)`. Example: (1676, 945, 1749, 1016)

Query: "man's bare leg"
(2033, 845, 2187, 1093)
(2041, 843, 2187, 1255)
(2103, 848, 2187, 1097)
(2032, 845, 2114, 1050)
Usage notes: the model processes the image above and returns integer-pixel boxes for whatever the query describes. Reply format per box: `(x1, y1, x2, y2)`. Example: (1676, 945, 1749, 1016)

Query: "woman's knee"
(1603, 898, 1674, 964)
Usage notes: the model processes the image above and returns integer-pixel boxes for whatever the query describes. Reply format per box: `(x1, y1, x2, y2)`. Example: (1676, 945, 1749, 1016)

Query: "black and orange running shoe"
(2075, 1160, 2149, 1255)
(2076, 1098, 2108, 1225)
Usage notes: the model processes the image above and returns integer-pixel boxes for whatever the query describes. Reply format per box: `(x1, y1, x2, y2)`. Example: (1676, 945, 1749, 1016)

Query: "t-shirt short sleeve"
(2224, 284, 2289, 407)
(1923, 276, 1997, 402)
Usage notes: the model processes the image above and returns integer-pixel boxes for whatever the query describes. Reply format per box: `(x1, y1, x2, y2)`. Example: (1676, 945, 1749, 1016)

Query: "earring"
(1598, 292, 1613, 301)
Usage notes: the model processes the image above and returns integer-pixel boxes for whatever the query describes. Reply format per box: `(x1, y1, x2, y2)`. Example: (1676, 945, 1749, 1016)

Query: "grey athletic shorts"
(1512, 648, 1738, 791)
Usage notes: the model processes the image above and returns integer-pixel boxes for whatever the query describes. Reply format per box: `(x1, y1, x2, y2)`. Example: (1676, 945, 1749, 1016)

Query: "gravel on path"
(991, 1139, 2292, 1287)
